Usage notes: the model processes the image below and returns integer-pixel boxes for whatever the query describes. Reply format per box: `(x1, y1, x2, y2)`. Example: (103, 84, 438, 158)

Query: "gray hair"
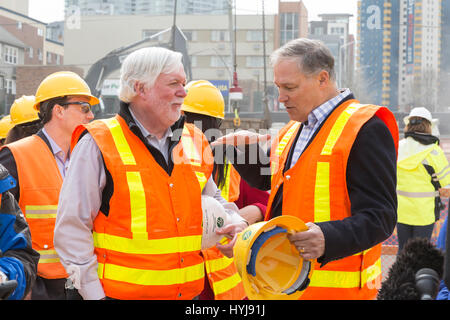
(119, 47, 184, 102)
(270, 38, 336, 81)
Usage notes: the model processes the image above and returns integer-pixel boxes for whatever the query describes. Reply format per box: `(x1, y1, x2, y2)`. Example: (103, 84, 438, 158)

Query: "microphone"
(0, 280, 17, 300)
(415, 268, 440, 300)
(378, 238, 444, 300)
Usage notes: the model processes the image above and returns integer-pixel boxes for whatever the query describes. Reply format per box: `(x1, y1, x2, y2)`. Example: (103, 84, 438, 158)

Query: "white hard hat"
(403, 107, 433, 126)
(201, 196, 229, 250)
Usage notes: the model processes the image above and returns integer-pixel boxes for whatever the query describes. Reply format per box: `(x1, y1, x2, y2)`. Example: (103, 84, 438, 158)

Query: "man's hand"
(211, 130, 271, 147)
(287, 222, 325, 260)
(214, 221, 248, 258)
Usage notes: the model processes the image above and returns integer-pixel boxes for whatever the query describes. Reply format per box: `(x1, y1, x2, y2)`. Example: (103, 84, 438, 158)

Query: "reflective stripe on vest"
(267, 100, 398, 299)
(77, 116, 212, 299)
(271, 122, 301, 181)
(220, 162, 241, 202)
(3, 135, 67, 279)
(25, 205, 58, 219)
(202, 247, 245, 300)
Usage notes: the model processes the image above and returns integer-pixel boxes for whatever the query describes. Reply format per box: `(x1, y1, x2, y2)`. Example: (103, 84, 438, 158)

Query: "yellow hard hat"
(182, 80, 225, 119)
(10, 96, 39, 125)
(0, 115, 14, 140)
(34, 71, 100, 111)
(233, 215, 315, 300)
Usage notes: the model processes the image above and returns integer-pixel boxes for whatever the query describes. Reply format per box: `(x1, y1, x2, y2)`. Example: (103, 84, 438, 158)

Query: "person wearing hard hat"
(396, 107, 450, 252)
(6, 96, 42, 144)
(0, 71, 96, 300)
(181, 80, 269, 300)
(212, 38, 399, 300)
(0, 116, 14, 146)
(53, 47, 248, 300)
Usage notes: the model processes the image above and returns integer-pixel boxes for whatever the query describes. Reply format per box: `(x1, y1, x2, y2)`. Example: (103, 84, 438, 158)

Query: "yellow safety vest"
(397, 139, 450, 225)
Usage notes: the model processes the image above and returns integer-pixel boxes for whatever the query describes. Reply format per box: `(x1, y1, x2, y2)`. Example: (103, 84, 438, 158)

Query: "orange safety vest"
(3, 135, 68, 279)
(218, 162, 241, 202)
(267, 100, 399, 300)
(71, 115, 214, 300)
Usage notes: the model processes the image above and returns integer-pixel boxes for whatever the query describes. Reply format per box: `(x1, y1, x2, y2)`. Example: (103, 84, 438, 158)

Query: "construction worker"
(397, 107, 450, 252)
(181, 80, 269, 300)
(0, 116, 14, 146)
(0, 71, 97, 299)
(6, 95, 42, 144)
(0, 163, 39, 300)
(212, 38, 399, 300)
(53, 47, 248, 300)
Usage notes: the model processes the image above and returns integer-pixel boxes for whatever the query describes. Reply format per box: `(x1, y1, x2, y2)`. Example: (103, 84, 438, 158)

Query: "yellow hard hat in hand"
(233, 215, 315, 300)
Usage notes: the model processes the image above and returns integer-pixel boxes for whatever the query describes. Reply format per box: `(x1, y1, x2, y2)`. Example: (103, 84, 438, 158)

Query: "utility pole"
(171, 0, 178, 50)
(228, 0, 243, 127)
(261, 0, 271, 129)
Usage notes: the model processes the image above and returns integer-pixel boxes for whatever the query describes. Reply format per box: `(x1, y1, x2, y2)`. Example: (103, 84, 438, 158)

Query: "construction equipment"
(84, 24, 192, 119)
(233, 215, 315, 300)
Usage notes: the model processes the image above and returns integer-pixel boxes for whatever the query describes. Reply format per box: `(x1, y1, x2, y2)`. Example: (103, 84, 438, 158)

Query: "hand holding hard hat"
(201, 196, 248, 257)
(287, 222, 325, 261)
(233, 215, 315, 300)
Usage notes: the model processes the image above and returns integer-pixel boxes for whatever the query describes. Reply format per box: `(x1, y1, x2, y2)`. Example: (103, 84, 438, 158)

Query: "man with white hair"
(53, 47, 248, 300)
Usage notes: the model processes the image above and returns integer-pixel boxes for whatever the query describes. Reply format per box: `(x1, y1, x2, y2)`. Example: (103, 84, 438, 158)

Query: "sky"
(28, 0, 358, 34)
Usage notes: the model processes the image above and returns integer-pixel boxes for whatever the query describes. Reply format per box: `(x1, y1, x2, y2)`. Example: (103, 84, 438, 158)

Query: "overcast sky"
(28, 0, 357, 33)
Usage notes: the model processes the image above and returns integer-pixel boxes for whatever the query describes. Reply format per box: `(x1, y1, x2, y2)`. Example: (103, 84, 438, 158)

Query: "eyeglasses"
(59, 101, 92, 114)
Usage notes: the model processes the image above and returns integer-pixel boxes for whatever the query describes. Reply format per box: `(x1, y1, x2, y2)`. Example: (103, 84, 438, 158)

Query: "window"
(280, 12, 299, 45)
(47, 52, 52, 63)
(4, 46, 18, 64)
(56, 54, 61, 65)
(210, 55, 231, 68)
(190, 55, 197, 67)
(183, 31, 197, 41)
(246, 56, 264, 68)
(211, 30, 229, 42)
(29, 47, 33, 59)
(17, 22, 22, 30)
(37, 28, 44, 37)
(247, 30, 266, 42)
(5, 79, 16, 95)
(38, 48, 43, 61)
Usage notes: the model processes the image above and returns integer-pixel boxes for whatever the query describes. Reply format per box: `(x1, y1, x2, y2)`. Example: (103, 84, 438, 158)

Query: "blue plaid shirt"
(289, 89, 352, 169)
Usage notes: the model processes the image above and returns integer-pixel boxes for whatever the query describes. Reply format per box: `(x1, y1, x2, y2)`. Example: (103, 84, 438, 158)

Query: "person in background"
(0, 116, 14, 146)
(396, 107, 450, 252)
(181, 79, 269, 300)
(6, 96, 42, 144)
(0, 71, 97, 299)
(0, 163, 39, 300)
(54, 47, 248, 300)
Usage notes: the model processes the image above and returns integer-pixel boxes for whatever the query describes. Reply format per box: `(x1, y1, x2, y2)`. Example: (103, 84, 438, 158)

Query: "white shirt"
(54, 116, 241, 300)
(42, 128, 70, 178)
